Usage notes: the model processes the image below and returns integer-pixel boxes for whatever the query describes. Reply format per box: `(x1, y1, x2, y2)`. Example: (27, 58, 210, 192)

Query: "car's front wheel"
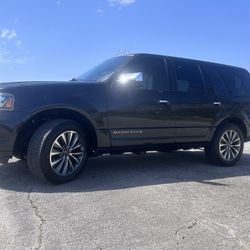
(205, 123, 244, 166)
(27, 119, 87, 184)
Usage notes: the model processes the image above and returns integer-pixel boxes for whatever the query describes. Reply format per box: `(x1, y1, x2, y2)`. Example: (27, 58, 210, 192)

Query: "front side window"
(172, 59, 204, 93)
(120, 56, 169, 91)
(77, 56, 131, 82)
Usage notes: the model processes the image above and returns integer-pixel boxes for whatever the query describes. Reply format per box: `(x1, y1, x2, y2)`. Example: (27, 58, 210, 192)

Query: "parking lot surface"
(0, 143, 250, 250)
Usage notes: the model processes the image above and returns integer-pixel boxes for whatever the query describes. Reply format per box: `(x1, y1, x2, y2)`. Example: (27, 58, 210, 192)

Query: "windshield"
(77, 56, 131, 82)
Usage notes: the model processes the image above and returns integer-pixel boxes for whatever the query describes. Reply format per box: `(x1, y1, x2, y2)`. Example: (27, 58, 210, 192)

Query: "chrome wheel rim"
(219, 130, 241, 161)
(49, 131, 84, 176)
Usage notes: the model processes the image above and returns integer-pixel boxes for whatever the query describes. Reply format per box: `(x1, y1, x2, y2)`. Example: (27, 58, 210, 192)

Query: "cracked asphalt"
(0, 143, 250, 250)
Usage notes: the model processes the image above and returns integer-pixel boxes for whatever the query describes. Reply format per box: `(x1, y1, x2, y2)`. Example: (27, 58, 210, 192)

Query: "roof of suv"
(129, 53, 247, 71)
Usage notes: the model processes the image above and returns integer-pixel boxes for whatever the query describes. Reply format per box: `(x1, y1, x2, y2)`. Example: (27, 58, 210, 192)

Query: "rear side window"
(216, 66, 250, 97)
(172, 59, 205, 93)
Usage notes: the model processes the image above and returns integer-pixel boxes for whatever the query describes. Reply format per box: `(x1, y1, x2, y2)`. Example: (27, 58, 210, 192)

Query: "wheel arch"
(212, 117, 248, 141)
(13, 107, 98, 158)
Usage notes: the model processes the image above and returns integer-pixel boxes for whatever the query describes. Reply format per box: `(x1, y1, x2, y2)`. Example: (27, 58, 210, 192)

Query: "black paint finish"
(0, 53, 250, 160)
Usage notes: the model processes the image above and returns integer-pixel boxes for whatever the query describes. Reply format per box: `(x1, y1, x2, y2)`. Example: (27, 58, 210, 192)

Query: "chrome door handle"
(158, 99, 169, 105)
(213, 102, 222, 107)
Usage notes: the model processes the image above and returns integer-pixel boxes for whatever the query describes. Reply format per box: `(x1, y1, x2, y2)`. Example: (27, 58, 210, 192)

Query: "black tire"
(205, 123, 244, 166)
(27, 119, 88, 184)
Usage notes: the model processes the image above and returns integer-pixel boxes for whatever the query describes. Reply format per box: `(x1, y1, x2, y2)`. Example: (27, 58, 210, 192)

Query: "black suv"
(0, 53, 250, 184)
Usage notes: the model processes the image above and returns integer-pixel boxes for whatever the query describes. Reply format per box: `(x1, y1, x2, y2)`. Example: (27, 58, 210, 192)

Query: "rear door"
(205, 64, 250, 132)
(168, 58, 221, 143)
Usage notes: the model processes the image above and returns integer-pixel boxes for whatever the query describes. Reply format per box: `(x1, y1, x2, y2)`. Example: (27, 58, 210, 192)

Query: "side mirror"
(117, 72, 143, 85)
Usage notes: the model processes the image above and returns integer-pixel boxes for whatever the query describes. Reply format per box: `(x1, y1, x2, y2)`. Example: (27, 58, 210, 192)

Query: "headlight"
(0, 93, 15, 110)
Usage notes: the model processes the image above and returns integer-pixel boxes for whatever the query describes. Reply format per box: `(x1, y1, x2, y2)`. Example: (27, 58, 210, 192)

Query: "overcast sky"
(0, 0, 250, 82)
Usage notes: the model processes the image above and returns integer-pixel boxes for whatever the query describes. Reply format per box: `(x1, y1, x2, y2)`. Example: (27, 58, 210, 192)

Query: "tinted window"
(77, 56, 130, 82)
(122, 56, 169, 91)
(199, 63, 217, 95)
(216, 66, 250, 97)
(172, 60, 204, 93)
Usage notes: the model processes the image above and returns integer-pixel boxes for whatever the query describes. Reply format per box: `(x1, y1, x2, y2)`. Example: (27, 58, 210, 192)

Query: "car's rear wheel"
(27, 119, 87, 184)
(205, 123, 244, 166)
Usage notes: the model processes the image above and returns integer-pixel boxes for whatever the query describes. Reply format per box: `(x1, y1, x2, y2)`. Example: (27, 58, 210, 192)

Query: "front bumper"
(0, 111, 30, 162)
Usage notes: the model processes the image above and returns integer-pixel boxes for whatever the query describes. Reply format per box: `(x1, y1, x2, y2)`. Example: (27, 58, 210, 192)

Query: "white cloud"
(107, 0, 136, 7)
(97, 8, 104, 14)
(57, 0, 61, 5)
(16, 40, 22, 47)
(0, 30, 28, 65)
(0, 49, 11, 64)
(0, 29, 17, 39)
(0, 49, 28, 64)
(15, 56, 28, 64)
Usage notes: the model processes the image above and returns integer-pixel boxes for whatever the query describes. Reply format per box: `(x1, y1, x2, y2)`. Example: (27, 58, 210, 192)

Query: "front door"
(107, 55, 175, 147)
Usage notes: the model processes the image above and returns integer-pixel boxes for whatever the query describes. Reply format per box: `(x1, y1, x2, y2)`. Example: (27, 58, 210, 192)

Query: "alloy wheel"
(49, 130, 84, 176)
(219, 129, 241, 161)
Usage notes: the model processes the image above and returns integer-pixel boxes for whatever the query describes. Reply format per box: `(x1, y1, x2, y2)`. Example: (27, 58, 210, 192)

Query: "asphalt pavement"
(0, 143, 250, 250)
